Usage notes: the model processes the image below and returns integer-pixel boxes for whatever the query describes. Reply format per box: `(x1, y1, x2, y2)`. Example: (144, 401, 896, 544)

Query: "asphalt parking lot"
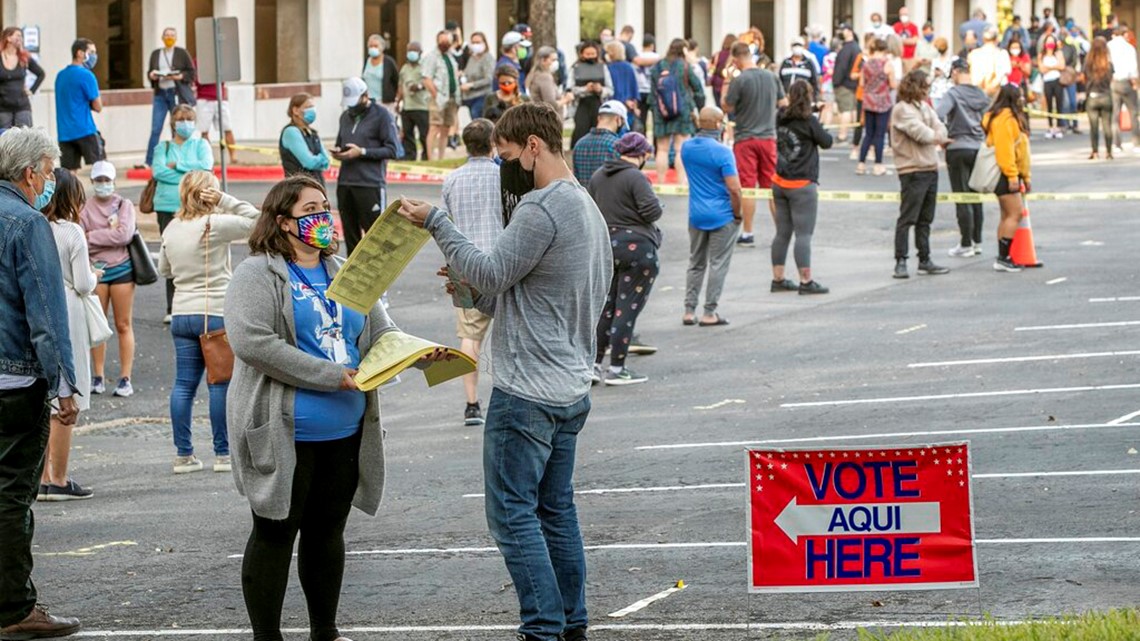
(30, 132, 1140, 640)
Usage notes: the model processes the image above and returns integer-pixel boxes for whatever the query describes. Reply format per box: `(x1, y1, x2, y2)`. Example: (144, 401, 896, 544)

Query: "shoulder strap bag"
(199, 216, 235, 385)
(968, 141, 1001, 193)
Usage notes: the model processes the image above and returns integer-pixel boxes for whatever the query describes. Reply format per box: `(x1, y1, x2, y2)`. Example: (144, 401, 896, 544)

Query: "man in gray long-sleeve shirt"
(400, 102, 611, 641)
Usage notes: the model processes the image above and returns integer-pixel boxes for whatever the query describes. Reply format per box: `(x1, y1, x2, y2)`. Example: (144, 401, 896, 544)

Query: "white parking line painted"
(461, 470, 1140, 498)
(1014, 320, 1140, 331)
(67, 619, 1052, 636)
(1089, 296, 1140, 302)
(907, 350, 1140, 368)
(607, 581, 686, 618)
(227, 536, 1140, 560)
(781, 384, 1140, 408)
(1109, 409, 1140, 425)
(634, 421, 1140, 450)
(896, 324, 927, 335)
(1045, 277, 1067, 285)
(693, 399, 746, 411)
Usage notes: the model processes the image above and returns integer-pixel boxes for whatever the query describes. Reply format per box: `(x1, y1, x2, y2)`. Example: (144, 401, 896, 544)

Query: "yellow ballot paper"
(354, 330, 476, 391)
(328, 199, 431, 314)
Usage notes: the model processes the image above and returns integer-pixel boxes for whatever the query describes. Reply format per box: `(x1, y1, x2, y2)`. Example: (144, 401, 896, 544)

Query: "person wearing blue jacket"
(605, 41, 640, 130)
(152, 103, 214, 320)
(279, 93, 330, 187)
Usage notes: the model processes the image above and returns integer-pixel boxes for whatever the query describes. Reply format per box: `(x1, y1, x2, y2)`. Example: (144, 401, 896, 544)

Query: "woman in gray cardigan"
(225, 175, 448, 641)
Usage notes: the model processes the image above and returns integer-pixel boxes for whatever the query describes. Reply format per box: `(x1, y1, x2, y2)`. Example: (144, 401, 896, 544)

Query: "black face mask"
(582, 57, 598, 64)
(500, 157, 535, 225)
(350, 100, 370, 116)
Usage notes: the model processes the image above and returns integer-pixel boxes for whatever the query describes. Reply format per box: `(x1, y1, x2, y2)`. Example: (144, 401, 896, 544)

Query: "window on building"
(184, 0, 213, 61)
(255, 0, 308, 84)
(77, 0, 142, 89)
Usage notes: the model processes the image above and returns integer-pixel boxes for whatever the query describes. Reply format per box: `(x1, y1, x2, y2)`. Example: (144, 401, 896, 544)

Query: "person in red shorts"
(722, 40, 786, 247)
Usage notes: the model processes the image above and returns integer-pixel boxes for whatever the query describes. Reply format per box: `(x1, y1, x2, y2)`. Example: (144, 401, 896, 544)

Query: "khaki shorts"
(456, 307, 492, 341)
(835, 86, 857, 113)
(430, 99, 459, 127)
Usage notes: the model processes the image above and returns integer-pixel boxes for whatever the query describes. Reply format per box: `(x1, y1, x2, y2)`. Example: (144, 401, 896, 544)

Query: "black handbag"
(127, 230, 159, 286)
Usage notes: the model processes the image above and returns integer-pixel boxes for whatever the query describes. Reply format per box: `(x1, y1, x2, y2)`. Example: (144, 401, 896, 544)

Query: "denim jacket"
(0, 181, 77, 396)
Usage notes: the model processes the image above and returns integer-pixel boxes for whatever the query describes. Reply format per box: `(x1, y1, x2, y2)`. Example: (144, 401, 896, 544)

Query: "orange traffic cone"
(1010, 203, 1043, 268)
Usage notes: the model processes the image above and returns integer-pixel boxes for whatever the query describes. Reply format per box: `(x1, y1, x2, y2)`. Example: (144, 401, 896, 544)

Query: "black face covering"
(500, 157, 535, 226)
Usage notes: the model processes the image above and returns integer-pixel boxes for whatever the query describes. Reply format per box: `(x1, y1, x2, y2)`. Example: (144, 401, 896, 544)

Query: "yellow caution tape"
(1024, 107, 1089, 120)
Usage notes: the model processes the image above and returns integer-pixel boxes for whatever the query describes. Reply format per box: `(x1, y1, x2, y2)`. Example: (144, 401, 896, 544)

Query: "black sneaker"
(893, 259, 909, 279)
(40, 478, 94, 502)
(562, 628, 588, 641)
(917, 261, 950, 275)
(36, 484, 48, 501)
(464, 402, 485, 426)
(736, 234, 756, 247)
(604, 368, 648, 386)
(447, 134, 460, 149)
(627, 334, 657, 355)
(993, 257, 1022, 272)
(799, 280, 829, 295)
(771, 278, 798, 292)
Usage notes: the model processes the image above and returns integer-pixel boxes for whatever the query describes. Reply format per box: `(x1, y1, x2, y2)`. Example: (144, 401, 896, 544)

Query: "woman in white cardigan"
(39, 169, 98, 501)
(158, 170, 259, 475)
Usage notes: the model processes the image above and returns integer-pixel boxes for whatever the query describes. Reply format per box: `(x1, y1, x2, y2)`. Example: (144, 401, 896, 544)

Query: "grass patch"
(855, 610, 1140, 641)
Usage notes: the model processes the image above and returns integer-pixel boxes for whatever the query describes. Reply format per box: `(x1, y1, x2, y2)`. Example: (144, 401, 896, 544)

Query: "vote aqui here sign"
(748, 443, 978, 593)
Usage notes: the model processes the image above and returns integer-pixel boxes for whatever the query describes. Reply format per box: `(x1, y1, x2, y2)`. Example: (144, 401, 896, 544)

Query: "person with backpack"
(649, 38, 702, 185)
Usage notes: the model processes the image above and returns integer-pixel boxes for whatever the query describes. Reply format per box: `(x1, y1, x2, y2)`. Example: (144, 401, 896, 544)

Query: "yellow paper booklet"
(354, 330, 476, 391)
(328, 199, 431, 314)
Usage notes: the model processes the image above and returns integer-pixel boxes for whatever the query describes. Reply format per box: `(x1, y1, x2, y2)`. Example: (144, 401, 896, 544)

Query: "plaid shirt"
(442, 156, 502, 252)
(572, 128, 620, 185)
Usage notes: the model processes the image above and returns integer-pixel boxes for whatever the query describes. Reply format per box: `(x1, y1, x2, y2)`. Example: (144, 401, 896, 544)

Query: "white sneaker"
(972, 243, 983, 256)
(1054, 129, 1064, 139)
(1132, 146, 1140, 155)
(163, 314, 172, 324)
(590, 364, 604, 386)
(947, 245, 974, 257)
(213, 455, 231, 473)
(112, 377, 133, 397)
(173, 455, 204, 474)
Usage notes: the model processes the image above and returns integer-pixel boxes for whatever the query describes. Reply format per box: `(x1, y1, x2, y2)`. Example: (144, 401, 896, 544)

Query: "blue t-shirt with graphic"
(289, 263, 366, 442)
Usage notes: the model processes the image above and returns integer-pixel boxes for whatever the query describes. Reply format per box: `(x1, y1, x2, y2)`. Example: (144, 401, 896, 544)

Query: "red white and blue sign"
(748, 442, 978, 593)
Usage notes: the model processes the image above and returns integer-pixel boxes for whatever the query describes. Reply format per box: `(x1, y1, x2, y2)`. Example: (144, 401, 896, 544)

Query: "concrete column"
(309, 0, 361, 82)
(615, 0, 645, 38)
(411, 0, 445, 52)
(691, 0, 712, 57)
(1066, 0, 1092, 27)
(909, 0, 929, 29)
(655, 0, 685, 46)
(212, 0, 255, 85)
(932, 0, 956, 42)
(462, 0, 497, 45)
(142, 0, 186, 81)
(556, 0, 580, 51)
(277, 0, 307, 83)
(1013, 0, 1033, 23)
(808, 0, 836, 39)
(775, 0, 802, 61)
(854, 0, 887, 38)
(712, 0, 749, 45)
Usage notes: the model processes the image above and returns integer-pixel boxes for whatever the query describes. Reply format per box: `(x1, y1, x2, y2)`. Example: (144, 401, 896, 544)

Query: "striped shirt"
(441, 156, 502, 252)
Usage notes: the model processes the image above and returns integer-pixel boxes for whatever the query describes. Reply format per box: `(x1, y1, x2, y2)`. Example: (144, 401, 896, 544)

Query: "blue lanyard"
(287, 261, 338, 320)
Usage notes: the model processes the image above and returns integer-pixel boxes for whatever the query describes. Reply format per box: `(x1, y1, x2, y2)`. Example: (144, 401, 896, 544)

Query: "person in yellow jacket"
(982, 84, 1032, 272)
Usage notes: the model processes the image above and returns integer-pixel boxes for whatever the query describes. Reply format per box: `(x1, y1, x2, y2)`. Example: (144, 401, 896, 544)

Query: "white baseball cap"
(341, 77, 369, 109)
(90, 160, 116, 181)
(598, 100, 628, 121)
(502, 31, 532, 49)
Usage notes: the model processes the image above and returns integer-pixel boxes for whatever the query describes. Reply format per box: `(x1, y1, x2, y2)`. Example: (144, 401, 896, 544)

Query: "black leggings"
(157, 212, 175, 315)
(242, 431, 362, 641)
(945, 148, 983, 246)
(1044, 80, 1065, 128)
(596, 228, 659, 368)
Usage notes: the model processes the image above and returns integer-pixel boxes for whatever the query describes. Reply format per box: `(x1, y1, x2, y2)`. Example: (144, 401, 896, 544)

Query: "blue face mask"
(302, 107, 317, 125)
(407, 51, 421, 63)
(175, 121, 196, 139)
(33, 175, 55, 211)
(84, 52, 98, 70)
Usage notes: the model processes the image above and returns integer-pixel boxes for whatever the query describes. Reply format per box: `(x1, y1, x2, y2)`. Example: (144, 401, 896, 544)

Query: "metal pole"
(213, 18, 228, 192)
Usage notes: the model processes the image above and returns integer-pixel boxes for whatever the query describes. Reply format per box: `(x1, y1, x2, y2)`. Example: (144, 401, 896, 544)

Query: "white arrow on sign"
(774, 497, 942, 543)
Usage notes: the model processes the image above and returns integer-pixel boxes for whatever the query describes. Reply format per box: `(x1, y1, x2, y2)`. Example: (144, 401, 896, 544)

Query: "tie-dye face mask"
(292, 211, 335, 249)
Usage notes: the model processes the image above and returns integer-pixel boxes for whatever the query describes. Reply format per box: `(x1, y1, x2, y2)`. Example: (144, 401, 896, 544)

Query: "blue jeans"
(483, 388, 591, 640)
(465, 96, 485, 120)
(1063, 83, 1078, 129)
(170, 314, 229, 457)
(146, 88, 178, 166)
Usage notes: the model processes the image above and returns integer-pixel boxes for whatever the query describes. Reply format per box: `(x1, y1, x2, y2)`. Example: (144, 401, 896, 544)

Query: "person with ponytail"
(982, 83, 1032, 272)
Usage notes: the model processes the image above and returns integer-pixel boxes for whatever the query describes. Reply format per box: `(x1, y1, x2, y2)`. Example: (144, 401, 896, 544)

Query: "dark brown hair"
(985, 83, 1029, 134)
(720, 33, 737, 50)
(896, 69, 930, 104)
(287, 92, 313, 130)
(43, 168, 85, 224)
(1085, 37, 1111, 82)
(1, 27, 30, 65)
(784, 80, 815, 120)
(248, 175, 338, 259)
(463, 118, 495, 156)
(666, 37, 688, 60)
(493, 102, 564, 155)
(730, 41, 751, 59)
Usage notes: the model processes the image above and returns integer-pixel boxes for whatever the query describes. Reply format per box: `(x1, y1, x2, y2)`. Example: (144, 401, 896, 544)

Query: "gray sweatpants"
(771, 183, 818, 270)
(685, 221, 739, 315)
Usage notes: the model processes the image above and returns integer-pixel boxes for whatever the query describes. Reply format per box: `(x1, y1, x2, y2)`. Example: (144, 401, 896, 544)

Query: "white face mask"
(900, 15, 910, 23)
(469, 42, 486, 55)
(792, 46, 805, 57)
(549, 60, 560, 72)
(93, 182, 115, 198)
